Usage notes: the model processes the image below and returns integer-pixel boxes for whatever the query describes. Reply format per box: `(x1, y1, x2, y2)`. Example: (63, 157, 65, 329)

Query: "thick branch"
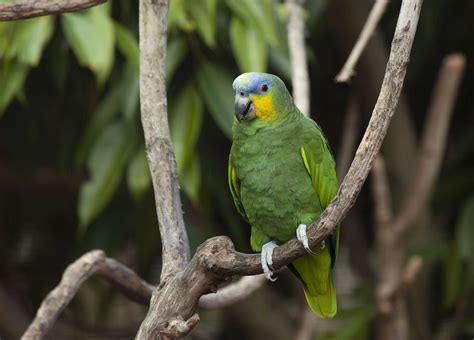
(136, 1, 423, 337)
(335, 0, 389, 82)
(22, 250, 153, 340)
(286, 0, 310, 116)
(392, 53, 466, 239)
(139, 0, 190, 281)
(0, 0, 106, 21)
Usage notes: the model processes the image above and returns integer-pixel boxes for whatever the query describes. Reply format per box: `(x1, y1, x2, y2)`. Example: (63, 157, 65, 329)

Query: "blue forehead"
(232, 72, 273, 92)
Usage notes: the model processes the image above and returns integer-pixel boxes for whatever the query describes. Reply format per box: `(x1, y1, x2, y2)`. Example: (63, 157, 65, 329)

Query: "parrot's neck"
(232, 104, 302, 138)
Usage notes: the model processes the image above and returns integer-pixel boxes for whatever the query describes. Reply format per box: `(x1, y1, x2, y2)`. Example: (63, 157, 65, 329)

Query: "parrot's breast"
(231, 121, 322, 247)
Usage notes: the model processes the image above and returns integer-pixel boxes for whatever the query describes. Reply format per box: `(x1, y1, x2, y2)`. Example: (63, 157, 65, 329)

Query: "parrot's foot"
(296, 224, 316, 255)
(261, 240, 278, 282)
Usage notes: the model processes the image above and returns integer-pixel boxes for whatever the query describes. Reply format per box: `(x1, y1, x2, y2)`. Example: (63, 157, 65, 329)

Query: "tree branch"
(198, 274, 266, 309)
(22, 250, 153, 340)
(336, 94, 360, 179)
(136, 1, 423, 337)
(335, 0, 389, 83)
(392, 53, 466, 239)
(286, 0, 310, 117)
(139, 0, 190, 282)
(0, 0, 106, 21)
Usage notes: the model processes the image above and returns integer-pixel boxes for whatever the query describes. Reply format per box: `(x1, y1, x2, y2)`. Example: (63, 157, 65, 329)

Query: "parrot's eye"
(261, 84, 268, 92)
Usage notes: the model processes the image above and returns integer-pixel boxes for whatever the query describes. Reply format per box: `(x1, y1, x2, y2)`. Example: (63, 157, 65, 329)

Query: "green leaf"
(180, 155, 201, 205)
(114, 22, 139, 71)
(187, 0, 217, 47)
(169, 0, 194, 31)
(195, 62, 234, 139)
(0, 61, 29, 116)
(226, 0, 279, 47)
(126, 145, 151, 201)
(169, 82, 203, 174)
(61, 4, 115, 85)
(456, 195, 474, 262)
(442, 243, 462, 309)
(0, 17, 53, 65)
(166, 35, 188, 82)
(76, 63, 138, 165)
(230, 17, 267, 72)
(268, 46, 292, 81)
(78, 121, 136, 229)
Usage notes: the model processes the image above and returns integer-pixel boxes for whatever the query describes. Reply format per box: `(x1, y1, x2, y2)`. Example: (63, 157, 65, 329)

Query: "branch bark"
(139, 0, 190, 282)
(0, 0, 106, 21)
(335, 0, 389, 82)
(136, 0, 423, 337)
(286, 0, 310, 117)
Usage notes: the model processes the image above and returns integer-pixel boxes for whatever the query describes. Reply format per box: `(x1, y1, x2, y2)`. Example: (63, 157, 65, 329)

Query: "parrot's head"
(232, 72, 292, 123)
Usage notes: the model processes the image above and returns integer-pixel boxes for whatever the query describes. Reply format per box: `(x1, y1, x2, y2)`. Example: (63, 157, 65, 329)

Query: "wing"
(228, 155, 248, 222)
(300, 120, 340, 267)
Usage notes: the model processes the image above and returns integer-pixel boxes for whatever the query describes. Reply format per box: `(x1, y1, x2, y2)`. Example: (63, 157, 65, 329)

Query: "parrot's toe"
(296, 224, 316, 255)
(261, 240, 278, 282)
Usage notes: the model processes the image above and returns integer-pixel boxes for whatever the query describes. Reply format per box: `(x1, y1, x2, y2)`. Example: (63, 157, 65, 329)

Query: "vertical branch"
(373, 53, 465, 340)
(139, 0, 190, 281)
(286, 0, 310, 116)
(337, 94, 360, 179)
(392, 54, 466, 238)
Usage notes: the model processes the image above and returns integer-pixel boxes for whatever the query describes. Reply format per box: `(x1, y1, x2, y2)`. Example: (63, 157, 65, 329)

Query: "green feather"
(228, 72, 339, 317)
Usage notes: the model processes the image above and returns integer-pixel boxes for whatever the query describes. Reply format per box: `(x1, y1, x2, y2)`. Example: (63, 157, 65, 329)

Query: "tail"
(292, 249, 337, 317)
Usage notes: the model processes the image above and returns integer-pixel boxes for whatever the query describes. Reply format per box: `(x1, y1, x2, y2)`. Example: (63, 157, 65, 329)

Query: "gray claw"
(261, 241, 278, 282)
(297, 224, 316, 255)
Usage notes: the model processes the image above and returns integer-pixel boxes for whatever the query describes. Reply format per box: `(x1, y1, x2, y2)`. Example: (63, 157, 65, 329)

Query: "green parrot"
(228, 72, 339, 317)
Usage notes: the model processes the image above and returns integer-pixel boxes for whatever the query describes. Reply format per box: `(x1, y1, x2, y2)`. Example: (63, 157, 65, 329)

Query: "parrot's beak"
(234, 93, 255, 122)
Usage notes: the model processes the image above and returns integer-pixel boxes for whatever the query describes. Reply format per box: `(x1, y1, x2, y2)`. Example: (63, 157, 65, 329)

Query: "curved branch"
(139, 0, 190, 281)
(0, 0, 106, 21)
(335, 0, 389, 83)
(22, 250, 153, 340)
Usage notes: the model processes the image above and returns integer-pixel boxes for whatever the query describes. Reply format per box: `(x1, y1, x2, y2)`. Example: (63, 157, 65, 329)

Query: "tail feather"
(292, 249, 337, 318)
(302, 272, 337, 317)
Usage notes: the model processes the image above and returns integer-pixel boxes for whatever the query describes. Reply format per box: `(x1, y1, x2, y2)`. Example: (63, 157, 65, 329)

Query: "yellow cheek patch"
(251, 93, 275, 121)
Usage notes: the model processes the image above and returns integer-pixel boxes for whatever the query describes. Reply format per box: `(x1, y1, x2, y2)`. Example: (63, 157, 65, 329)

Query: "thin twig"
(22, 250, 153, 340)
(286, 0, 310, 116)
(0, 0, 106, 21)
(392, 53, 466, 239)
(136, 1, 423, 337)
(139, 0, 190, 282)
(335, 0, 389, 83)
(337, 94, 360, 179)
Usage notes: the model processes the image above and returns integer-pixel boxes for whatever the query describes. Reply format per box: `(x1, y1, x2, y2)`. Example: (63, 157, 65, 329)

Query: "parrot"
(228, 72, 339, 317)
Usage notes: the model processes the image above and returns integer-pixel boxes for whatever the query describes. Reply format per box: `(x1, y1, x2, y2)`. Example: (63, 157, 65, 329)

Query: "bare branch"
(198, 275, 266, 309)
(286, 0, 310, 116)
(0, 0, 106, 21)
(337, 94, 360, 179)
(392, 53, 466, 238)
(136, 1, 423, 337)
(335, 0, 389, 83)
(22, 250, 153, 340)
(139, 0, 190, 281)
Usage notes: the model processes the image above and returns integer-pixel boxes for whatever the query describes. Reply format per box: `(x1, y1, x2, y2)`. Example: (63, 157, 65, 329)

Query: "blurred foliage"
(0, 0, 473, 339)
